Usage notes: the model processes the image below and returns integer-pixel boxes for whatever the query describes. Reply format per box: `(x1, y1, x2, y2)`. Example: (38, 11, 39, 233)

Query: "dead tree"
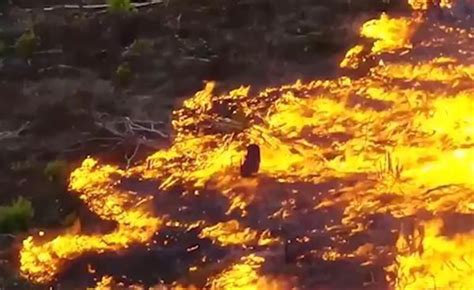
(240, 144, 260, 177)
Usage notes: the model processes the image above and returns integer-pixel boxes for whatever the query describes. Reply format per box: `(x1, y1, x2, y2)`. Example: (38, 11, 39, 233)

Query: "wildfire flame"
(206, 254, 292, 290)
(20, 159, 162, 283)
(389, 219, 474, 289)
(199, 220, 278, 247)
(18, 0, 473, 288)
(409, 0, 455, 10)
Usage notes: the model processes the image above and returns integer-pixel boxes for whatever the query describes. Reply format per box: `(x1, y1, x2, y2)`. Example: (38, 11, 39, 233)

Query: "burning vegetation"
(15, 0, 473, 289)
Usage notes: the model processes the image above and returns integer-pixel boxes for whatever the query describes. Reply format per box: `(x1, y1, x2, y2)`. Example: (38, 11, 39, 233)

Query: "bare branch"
(38, 64, 84, 74)
(94, 113, 169, 139)
(182, 56, 212, 63)
(125, 142, 141, 169)
(125, 117, 168, 138)
(0, 233, 16, 239)
(0, 122, 30, 141)
(93, 111, 169, 153)
(61, 137, 124, 153)
(34, 49, 64, 56)
(23, 0, 164, 13)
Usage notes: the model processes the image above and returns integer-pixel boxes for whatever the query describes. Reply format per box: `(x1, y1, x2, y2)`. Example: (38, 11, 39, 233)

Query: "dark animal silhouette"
(240, 144, 261, 177)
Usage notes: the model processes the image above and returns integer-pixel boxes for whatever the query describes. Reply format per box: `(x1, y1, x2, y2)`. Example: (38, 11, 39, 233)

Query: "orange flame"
(206, 254, 292, 290)
(199, 220, 278, 247)
(20, 159, 162, 283)
(389, 219, 474, 290)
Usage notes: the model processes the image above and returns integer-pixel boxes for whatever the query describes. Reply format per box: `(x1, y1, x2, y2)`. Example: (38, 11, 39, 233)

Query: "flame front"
(19, 0, 473, 288)
(199, 220, 278, 247)
(390, 219, 474, 290)
(207, 254, 291, 290)
(20, 159, 162, 283)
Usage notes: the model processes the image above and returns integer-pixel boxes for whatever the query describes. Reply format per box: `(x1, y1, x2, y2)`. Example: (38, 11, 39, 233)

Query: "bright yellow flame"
(340, 13, 420, 69)
(199, 220, 278, 247)
(92, 276, 114, 290)
(408, 0, 429, 10)
(20, 159, 162, 283)
(340, 44, 366, 69)
(390, 219, 474, 290)
(361, 13, 420, 54)
(207, 254, 291, 290)
(440, 0, 454, 8)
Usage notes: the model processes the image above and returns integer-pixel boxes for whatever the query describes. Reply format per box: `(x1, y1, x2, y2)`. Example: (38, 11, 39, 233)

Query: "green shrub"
(129, 38, 154, 55)
(15, 30, 37, 59)
(0, 197, 34, 233)
(107, 0, 135, 13)
(0, 0, 9, 11)
(44, 159, 68, 183)
(0, 40, 6, 56)
(115, 62, 133, 86)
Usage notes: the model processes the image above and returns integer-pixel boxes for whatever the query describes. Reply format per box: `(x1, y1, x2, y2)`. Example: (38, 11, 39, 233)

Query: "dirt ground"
(0, 0, 411, 288)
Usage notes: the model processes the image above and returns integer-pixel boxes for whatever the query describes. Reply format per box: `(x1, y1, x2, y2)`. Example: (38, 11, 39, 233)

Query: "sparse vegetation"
(44, 159, 68, 183)
(10, 159, 36, 172)
(0, 197, 34, 233)
(129, 38, 154, 56)
(0, 0, 9, 10)
(15, 30, 37, 59)
(0, 40, 6, 56)
(107, 0, 135, 14)
(115, 62, 133, 86)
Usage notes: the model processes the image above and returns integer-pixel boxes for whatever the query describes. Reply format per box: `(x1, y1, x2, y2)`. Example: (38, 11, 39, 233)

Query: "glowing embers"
(94, 276, 114, 290)
(408, 0, 430, 10)
(440, 0, 455, 9)
(408, 0, 454, 10)
(371, 59, 474, 83)
(199, 220, 278, 247)
(340, 44, 366, 69)
(390, 219, 474, 290)
(206, 254, 291, 290)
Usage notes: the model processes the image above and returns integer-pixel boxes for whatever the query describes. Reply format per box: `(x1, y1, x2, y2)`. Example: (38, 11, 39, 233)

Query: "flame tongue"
(19, 0, 474, 288)
(409, 0, 455, 10)
(20, 159, 162, 284)
(390, 219, 474, 290)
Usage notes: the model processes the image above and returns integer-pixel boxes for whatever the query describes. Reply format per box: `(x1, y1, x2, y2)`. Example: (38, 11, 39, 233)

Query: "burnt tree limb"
(240, 144, 260, 178)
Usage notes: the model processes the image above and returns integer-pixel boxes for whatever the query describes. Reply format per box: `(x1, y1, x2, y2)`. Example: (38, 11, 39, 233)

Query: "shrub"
(129, 38, 154, 55)
(0, 197, 34, 233)
(44, 159, 68, 183)
(0, 40, 6, 56)
(107, 0, 135, 14)
(0, 0, 9, 10)
(115, 62, 133, 86)
(15, 30, 37, 59)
